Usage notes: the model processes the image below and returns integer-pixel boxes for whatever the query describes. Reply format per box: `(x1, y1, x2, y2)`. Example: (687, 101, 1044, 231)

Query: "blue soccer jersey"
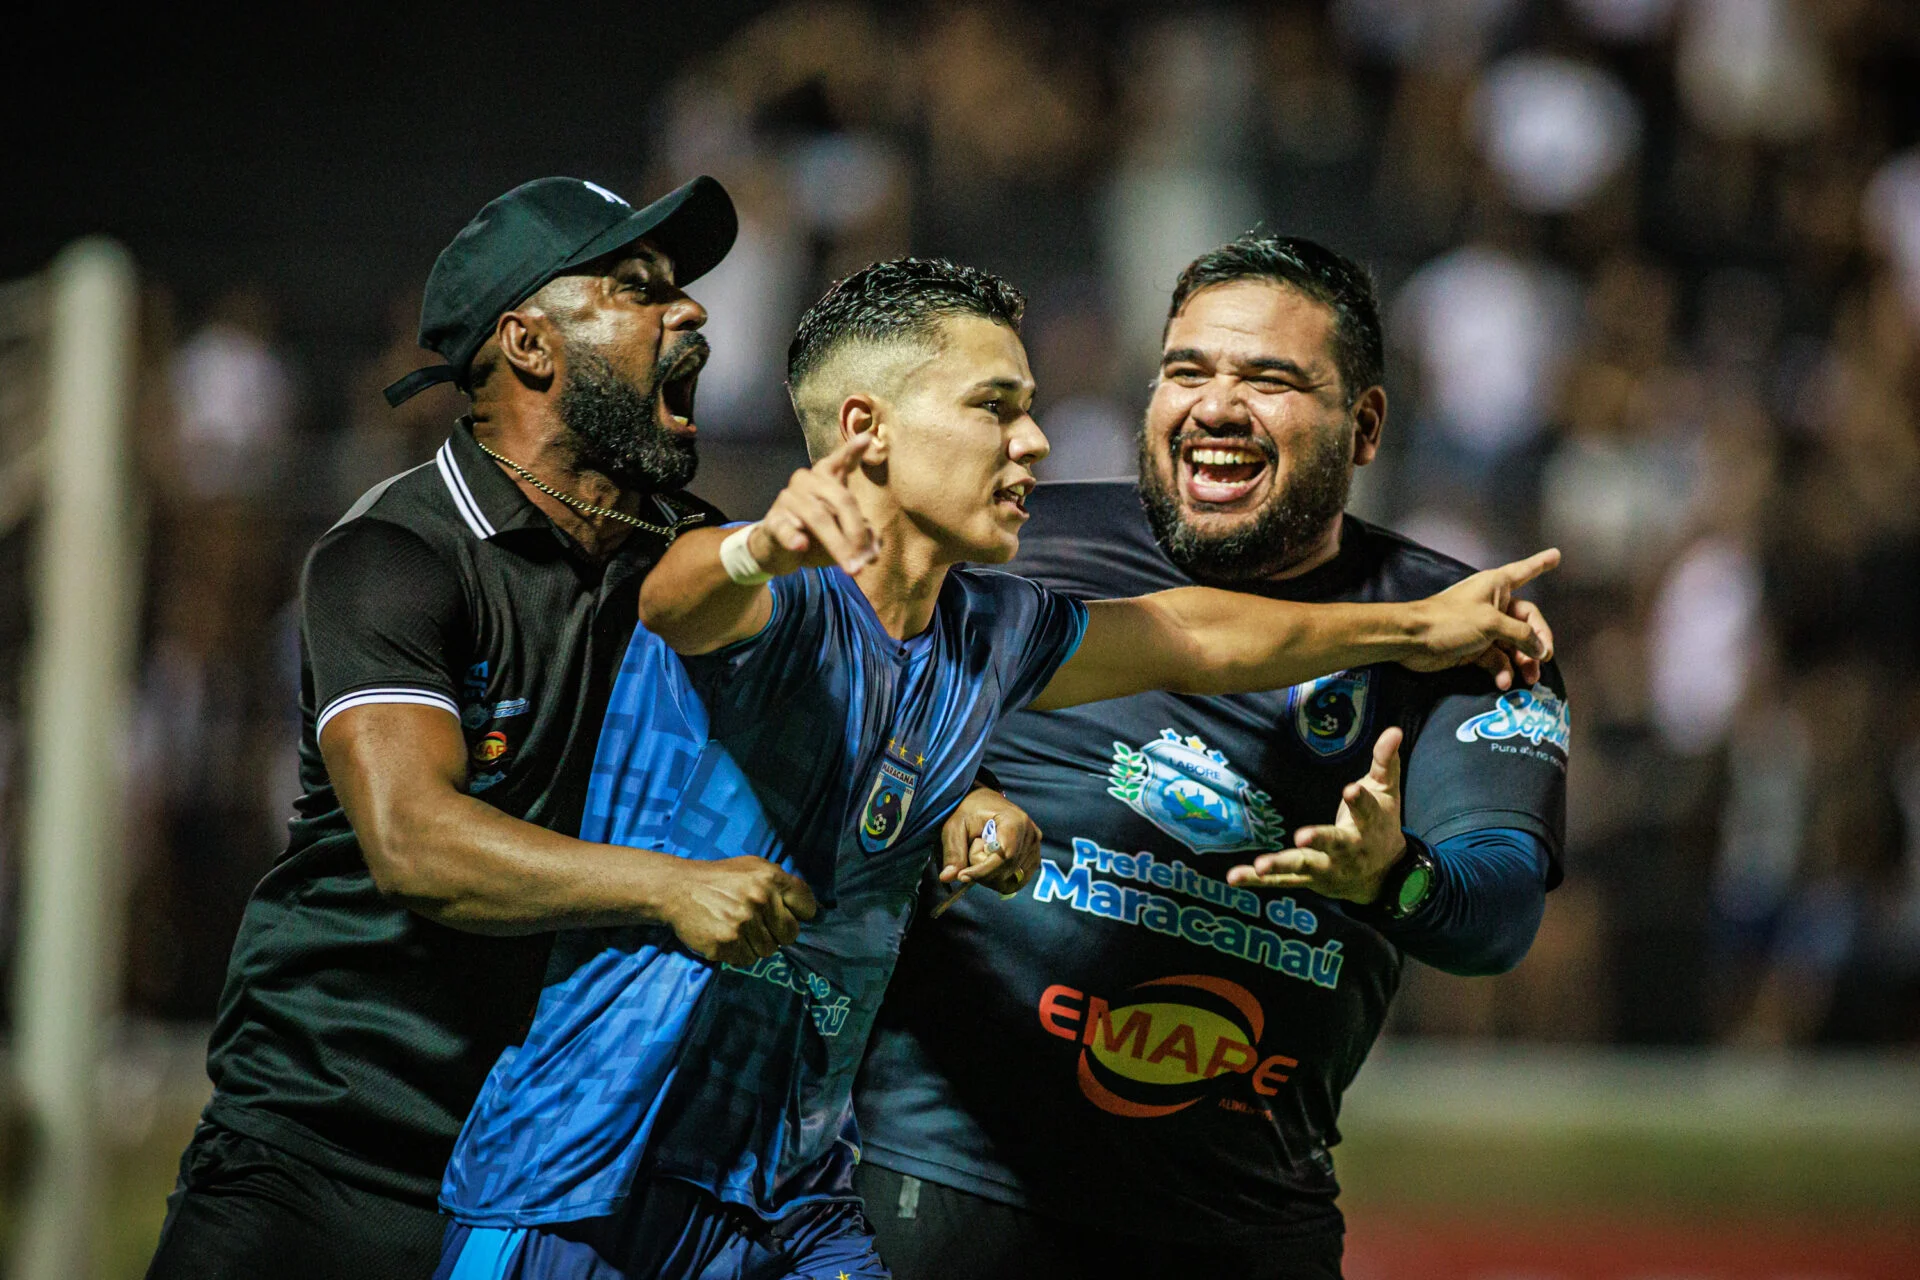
(440, 564, 1087, 1228)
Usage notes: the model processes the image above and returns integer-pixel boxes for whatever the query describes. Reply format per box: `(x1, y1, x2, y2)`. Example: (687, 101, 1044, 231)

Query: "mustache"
(1167, 427, 1279, 466)
(653, 332, 710, 388)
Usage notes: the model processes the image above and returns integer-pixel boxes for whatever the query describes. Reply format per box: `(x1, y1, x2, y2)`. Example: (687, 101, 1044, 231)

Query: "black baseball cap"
(384, 174, 738, 406)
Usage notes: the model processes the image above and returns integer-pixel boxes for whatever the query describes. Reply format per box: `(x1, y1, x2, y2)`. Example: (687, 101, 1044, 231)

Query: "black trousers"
(854, 1163, 1343, 1280)
(145, 1121, 449, 1280)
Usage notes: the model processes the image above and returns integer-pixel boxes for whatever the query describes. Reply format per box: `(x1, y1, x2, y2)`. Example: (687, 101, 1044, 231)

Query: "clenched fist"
(658, 856, 819, 966)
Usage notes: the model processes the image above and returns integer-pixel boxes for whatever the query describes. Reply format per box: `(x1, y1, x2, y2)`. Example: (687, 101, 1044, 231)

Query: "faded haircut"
(1168, 232, 1383, 405)
(787, 257, 1026, 456)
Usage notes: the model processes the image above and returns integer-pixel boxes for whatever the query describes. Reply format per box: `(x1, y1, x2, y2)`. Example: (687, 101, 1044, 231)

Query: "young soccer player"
(434, 259, 1556, 1280)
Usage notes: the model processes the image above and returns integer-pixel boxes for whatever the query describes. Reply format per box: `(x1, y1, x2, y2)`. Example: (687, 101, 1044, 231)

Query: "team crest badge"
(1288, 670, 1372, 758)
(859, 758, 919, 854)
(1107, 730, 1287, 855)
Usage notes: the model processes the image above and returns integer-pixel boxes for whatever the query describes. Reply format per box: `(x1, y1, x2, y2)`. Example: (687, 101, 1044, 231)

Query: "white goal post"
(9, 238, 139, 1279)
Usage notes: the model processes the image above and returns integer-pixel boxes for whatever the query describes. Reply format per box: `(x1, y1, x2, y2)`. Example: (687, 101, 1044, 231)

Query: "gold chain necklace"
(474, 439, 705, 539)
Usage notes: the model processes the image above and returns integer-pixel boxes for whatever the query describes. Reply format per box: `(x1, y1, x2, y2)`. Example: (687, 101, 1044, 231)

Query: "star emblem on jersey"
(1286, 670, 1373, 758)
(1107, 730, 1287, 855)
(858, 758, 919, 854)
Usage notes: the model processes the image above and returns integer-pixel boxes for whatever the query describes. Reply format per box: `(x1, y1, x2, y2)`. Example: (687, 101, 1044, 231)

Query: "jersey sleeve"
(301, 519, 468, 739)
(983, 573, 1090, 713)
(678, 568, 834, 737)
(1402, 662, 1570, 888)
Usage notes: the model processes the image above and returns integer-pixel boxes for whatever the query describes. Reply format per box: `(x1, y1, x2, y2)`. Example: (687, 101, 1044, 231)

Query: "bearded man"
(851, 234, 1571, 1280)
(146, 176, 1024, 1280)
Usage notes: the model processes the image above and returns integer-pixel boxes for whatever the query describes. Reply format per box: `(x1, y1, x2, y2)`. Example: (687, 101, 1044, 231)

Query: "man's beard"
(1137, 424, 1352, 583)
(556, 338, 702, 492)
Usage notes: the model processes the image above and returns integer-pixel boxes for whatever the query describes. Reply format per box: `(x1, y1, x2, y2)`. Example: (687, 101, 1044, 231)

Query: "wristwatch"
(1373, 837, 1438, 920)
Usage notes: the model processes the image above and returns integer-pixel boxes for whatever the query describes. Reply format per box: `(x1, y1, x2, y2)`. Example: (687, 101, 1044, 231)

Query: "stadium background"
(3, 1, 1917, 1275)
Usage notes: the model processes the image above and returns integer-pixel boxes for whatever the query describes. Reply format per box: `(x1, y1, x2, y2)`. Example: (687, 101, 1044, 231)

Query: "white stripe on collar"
(436, 441, 497, 539)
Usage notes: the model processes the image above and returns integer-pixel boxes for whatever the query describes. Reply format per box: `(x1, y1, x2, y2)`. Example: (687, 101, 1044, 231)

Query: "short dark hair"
(787, 257, 1026, 388)
(1168, 233, 1383, 404)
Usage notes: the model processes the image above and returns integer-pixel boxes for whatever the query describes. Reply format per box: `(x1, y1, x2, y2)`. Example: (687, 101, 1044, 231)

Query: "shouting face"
(546, 242, 710, 491)
(1137, 280, 1381, 582)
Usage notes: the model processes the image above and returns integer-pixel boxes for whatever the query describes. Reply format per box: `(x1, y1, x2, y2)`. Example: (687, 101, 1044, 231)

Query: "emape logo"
(1038, 975, 1297, 1118)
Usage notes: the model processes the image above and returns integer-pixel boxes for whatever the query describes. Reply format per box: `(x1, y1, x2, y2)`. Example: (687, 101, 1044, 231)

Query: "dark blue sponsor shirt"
(853, 481, 1567, 1243)
(441, 563, 1086, 1226)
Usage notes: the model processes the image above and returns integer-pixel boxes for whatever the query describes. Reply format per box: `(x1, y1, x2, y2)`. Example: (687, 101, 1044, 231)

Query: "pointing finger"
(1494, 547, 1561, 590)
(819, 432, 874, 481)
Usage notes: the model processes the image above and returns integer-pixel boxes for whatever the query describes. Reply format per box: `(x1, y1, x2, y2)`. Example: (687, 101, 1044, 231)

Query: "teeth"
(1189, 448, 1261, 466)
(670, 414, 689, 426)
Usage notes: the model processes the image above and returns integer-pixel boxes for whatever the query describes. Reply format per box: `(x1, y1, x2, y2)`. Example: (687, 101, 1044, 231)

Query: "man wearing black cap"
(144, 175, 855, 1279)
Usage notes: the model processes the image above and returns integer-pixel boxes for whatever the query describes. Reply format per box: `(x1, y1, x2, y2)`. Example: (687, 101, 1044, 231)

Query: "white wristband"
(720, 524, 773, 586)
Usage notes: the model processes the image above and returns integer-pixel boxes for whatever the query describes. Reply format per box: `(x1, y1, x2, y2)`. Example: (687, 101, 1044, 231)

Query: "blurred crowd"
(12, 0, 1917, 1046)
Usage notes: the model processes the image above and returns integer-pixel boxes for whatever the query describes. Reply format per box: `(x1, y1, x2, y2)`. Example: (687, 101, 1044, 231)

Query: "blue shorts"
(434, 1179, 888, 1280)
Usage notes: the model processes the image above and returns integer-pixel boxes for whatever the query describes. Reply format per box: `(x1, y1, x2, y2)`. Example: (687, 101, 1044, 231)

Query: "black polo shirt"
(201, 421, 720, 1204)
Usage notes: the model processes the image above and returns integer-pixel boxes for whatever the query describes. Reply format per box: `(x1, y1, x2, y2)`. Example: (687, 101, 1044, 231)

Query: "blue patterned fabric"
(441, 566, 1087, 1229)
(434, 1183, 888, 1280)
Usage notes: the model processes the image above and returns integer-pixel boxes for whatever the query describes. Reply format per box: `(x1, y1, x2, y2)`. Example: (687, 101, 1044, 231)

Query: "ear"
(1350, 385, 1387, 467)
(496, 309, 558, 385)
(840, 395, 888, 463)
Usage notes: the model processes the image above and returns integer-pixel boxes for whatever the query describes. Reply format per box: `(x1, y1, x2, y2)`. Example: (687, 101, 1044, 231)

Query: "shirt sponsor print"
(1032, 839, 1342, 991)
(462, 697, 530, 729)
(1287, 670, 1373, 758)
(1108, 730, 1288, 855)
(723, 953, 853, 1037)
(1036, 974, 1300, 1118)
(1455, 688, 1570, 767)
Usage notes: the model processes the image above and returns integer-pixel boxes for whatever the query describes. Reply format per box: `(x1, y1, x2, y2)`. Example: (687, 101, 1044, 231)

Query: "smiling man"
(850, 235, 1572, 1280)
(429, 257, 1559, 1280)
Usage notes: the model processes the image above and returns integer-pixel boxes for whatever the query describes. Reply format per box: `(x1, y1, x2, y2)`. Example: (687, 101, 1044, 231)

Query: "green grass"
(1335, 1126, 1920, 1221)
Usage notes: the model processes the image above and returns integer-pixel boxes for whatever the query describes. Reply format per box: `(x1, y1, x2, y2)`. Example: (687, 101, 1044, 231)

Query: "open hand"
(1226, 727, 1406, 903)
(746, 434, 880, 578)
(1402, 548, 1559, 689)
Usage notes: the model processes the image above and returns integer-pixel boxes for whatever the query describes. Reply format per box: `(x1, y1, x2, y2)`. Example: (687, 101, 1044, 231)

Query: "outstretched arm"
(642, 434, 878, 655)
(1027, 549, 1559, 711)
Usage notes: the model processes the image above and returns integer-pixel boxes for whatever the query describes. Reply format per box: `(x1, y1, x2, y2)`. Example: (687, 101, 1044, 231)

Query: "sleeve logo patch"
(1456, 689, 1571, 754)
(1108, 730, 1287, 855)
(1286, 670, 1372, 758)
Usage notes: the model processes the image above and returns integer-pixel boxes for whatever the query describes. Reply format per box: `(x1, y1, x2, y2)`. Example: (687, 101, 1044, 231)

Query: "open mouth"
(993, 478, 1035, 518)
(1178, 437, 1272, 506)
(658, 347, 704, 433)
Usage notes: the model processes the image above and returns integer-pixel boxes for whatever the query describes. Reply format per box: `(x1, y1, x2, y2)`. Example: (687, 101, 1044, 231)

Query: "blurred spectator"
(165, 286, 293, 501)
(122, 287, 305, 1017)
(1102, 11, 1262, 369)
(1472, 54, 1641, 216)
(1025, 285, 1134, 480)
(1394, 238, 1582, 483)
(1676, 0, 1834, 143)
(338, 287, 465, 505)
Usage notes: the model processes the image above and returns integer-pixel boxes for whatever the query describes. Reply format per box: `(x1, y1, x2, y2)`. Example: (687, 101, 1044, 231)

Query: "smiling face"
(881, 315, 1049, 564)
(1139, 279, 1382, 581)
(534, 240, 711, 489)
